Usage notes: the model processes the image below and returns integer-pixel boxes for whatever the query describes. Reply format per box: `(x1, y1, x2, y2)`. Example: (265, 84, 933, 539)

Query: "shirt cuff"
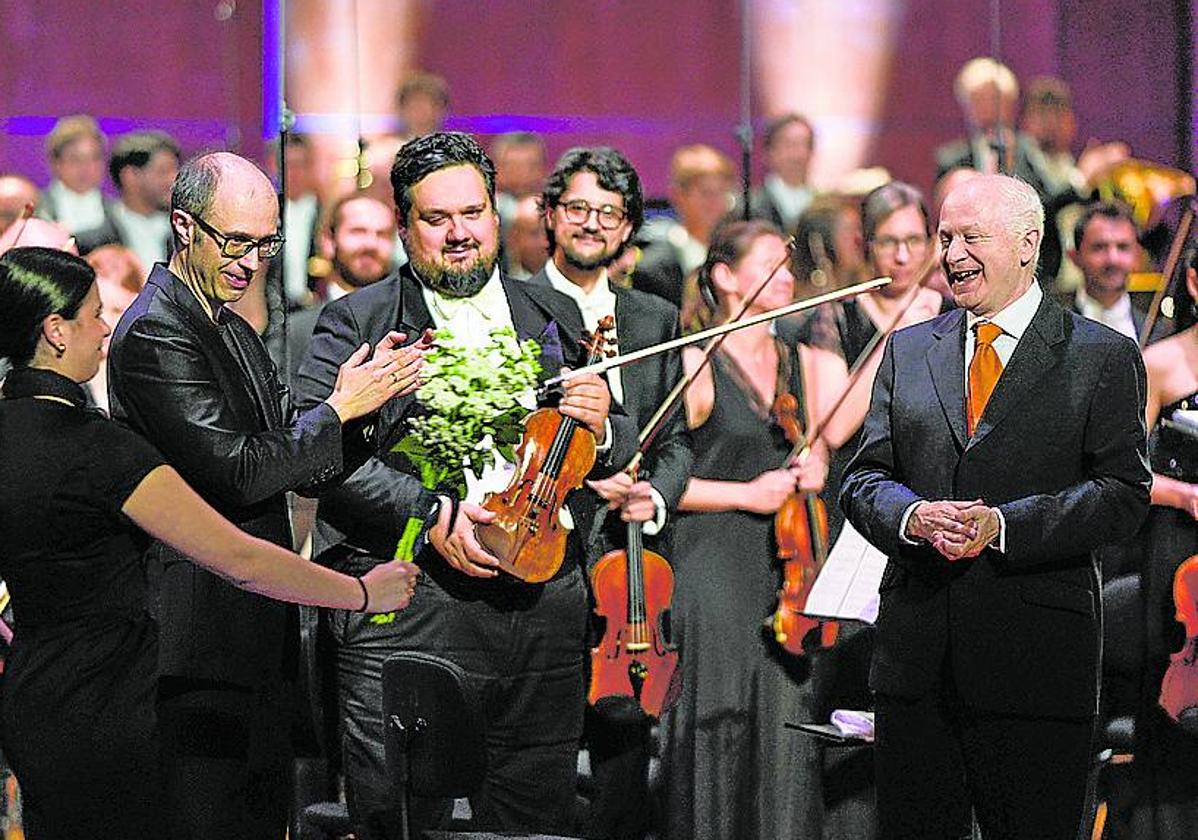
(992, 507, 1006, 553)
(898, 501, 922, 544)
(642, 487, 669, 537)
(594, 418, 613, 454)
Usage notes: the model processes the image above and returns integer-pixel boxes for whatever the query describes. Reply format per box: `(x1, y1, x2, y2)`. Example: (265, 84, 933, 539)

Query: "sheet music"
(803, 519, 889, 623)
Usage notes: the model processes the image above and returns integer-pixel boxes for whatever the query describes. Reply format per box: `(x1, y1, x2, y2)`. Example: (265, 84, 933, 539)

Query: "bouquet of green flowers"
(391, 325, 542, 563)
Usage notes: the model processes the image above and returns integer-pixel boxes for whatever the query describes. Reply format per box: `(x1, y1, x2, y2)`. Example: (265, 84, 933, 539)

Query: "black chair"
(382, 651, 584, 840)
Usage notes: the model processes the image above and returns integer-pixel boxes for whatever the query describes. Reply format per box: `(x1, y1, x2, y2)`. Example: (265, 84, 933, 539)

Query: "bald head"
(938, 175, 1043, 317)
(0, 175, 38, 236)
(0, 217, 77, 257)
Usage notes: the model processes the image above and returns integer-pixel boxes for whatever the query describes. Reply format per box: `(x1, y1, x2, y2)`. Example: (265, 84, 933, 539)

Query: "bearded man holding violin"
(841, 174, 1150, 840)
(293, 132, 638, 838)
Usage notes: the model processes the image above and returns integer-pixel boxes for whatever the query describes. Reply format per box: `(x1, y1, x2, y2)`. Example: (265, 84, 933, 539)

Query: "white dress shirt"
(283, 193, 319, 305)
(1074, 288, 1137, 341)
(113, 203, 170, 275)
(542, 260, 669, 535)
(764, 173, 815, 229)
(46, 181, 105, 234)
(899, 280, 1043, 551)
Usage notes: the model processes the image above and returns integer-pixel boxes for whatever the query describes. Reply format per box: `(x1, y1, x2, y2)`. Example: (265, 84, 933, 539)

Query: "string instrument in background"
(1159, 554, 1198, 733)
(768, 245, 942, 656)
(588, 463, 679, 719)
(770, 392, 838, 656)
(476, 318, 616, 583)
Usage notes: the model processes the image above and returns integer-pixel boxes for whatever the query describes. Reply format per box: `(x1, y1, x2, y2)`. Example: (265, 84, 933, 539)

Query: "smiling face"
(937, 179, 1038, 318)
(174, 165, 279, 308)
(872, 204, 930, 294)
(326, 197, 395, 288)
(400, 164, 500, 297)
(547, 171, 631, 273)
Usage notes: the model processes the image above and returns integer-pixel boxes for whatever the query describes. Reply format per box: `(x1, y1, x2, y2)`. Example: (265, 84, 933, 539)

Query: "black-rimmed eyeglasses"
(189, 212, 285, 259)
(558, 199, 628, 230)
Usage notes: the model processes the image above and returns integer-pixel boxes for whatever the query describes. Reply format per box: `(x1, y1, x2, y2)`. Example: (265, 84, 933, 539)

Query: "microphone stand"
(736, 0, 753, 220)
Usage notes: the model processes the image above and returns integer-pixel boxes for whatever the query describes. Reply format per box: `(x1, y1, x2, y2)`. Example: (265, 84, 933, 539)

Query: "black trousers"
(333, 562, 590, 838)
(582, 706, 652, 840)
(157, 678, 292, 840)
(874, 686, 1094, 840)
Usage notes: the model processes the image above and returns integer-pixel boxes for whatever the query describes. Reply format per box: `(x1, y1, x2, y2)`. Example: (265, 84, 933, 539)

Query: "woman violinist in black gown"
(1134, 251, 1198, 837)
(0, 246, 421, 838)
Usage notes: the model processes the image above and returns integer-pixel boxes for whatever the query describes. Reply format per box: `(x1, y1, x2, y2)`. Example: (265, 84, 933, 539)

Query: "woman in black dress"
(0, 246, 421, 838)
(660, 220, 849, 840)
(1133, 255, 1198, 837)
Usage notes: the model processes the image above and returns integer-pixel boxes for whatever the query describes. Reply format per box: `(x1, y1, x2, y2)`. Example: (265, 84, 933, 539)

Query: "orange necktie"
(967, 321, 1003, 436)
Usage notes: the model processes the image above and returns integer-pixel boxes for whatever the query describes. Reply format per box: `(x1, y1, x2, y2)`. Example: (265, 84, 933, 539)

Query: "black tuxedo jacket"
(108, 264, 348, 687)
(527, 270, 694, 559)
(840, 295, 1150, 717)
(293, 266, 638, 574)
(631, 239, 686, 309)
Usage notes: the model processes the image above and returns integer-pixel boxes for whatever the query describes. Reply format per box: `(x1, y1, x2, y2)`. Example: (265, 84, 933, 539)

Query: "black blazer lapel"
(926, 310, 968, 451)
(967, 296, 1066, 451)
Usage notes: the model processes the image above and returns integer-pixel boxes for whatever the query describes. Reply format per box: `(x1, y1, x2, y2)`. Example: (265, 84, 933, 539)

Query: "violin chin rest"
(1177, 706, 1198, 736)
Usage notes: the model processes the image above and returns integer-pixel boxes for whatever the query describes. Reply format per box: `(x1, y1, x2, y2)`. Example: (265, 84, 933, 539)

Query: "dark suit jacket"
(293, 266, 638, 575)
(631, 239, 686, 309)
(527, 269, 694, 561)
(747, 185, 786, 231)
(108, 264, 349, 688)
(840, 295, 1151, 717)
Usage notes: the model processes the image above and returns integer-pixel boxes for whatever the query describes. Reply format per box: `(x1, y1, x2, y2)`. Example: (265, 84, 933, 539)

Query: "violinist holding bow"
(660, 219, 854, 840)
(527, 146, 694, 840)
(294, 132, 637, 838)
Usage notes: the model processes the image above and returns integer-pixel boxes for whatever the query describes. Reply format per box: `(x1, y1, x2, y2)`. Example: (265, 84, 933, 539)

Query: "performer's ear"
(1019, 228, 1041, 267)
(171, 210, 192, 247)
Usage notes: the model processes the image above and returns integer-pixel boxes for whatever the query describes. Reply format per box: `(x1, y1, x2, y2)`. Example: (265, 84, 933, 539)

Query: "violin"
(476, 318, 615, 583)
(588, 469, 680, 719)
(770, 392, 838, 656)
(1159, 554, 1198, 732)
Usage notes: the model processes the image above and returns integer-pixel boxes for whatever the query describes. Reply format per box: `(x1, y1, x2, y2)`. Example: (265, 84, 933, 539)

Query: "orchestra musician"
(659, 219, 852, 840)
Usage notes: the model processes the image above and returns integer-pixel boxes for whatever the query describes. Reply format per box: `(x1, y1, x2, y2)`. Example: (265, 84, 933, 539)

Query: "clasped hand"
(905, 499, 1000, 561)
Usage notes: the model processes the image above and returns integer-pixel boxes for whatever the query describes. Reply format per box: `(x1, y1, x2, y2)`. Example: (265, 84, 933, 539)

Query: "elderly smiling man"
(841, 174, 1150, 840)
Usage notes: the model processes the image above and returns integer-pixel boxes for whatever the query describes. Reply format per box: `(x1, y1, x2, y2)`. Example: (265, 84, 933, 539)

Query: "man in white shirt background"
(75, 130, 180, 274)
(749, 112, 817, 233)
(37, 114, 110, 236)
(1068, 199, 1168, 345)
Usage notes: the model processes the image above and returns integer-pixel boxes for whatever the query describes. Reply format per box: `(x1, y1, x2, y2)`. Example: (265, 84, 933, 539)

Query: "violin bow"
(618, 274, 892, 473)
(784, 243, 942, 467)
(1139, 198, 1195, 350)
(542, 276, 891, 395)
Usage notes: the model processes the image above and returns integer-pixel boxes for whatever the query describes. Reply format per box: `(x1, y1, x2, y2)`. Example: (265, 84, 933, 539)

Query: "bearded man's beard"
(409, 248, 498, 298)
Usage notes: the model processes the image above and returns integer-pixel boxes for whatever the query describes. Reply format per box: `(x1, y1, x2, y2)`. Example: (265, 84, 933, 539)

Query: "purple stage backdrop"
(1, 0, 1191, 199)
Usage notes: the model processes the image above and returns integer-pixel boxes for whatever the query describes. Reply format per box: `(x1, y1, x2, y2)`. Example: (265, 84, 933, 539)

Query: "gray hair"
(992, 175, 1045, 265)
(171, 153, 222, 218)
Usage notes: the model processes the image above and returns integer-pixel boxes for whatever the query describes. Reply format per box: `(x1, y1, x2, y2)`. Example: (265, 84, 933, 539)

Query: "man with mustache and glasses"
(107, 151, 423, 839)
(294, 132, 637, 838)
(529, 146, 693, 840)
(841, 174, 1150, 840)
